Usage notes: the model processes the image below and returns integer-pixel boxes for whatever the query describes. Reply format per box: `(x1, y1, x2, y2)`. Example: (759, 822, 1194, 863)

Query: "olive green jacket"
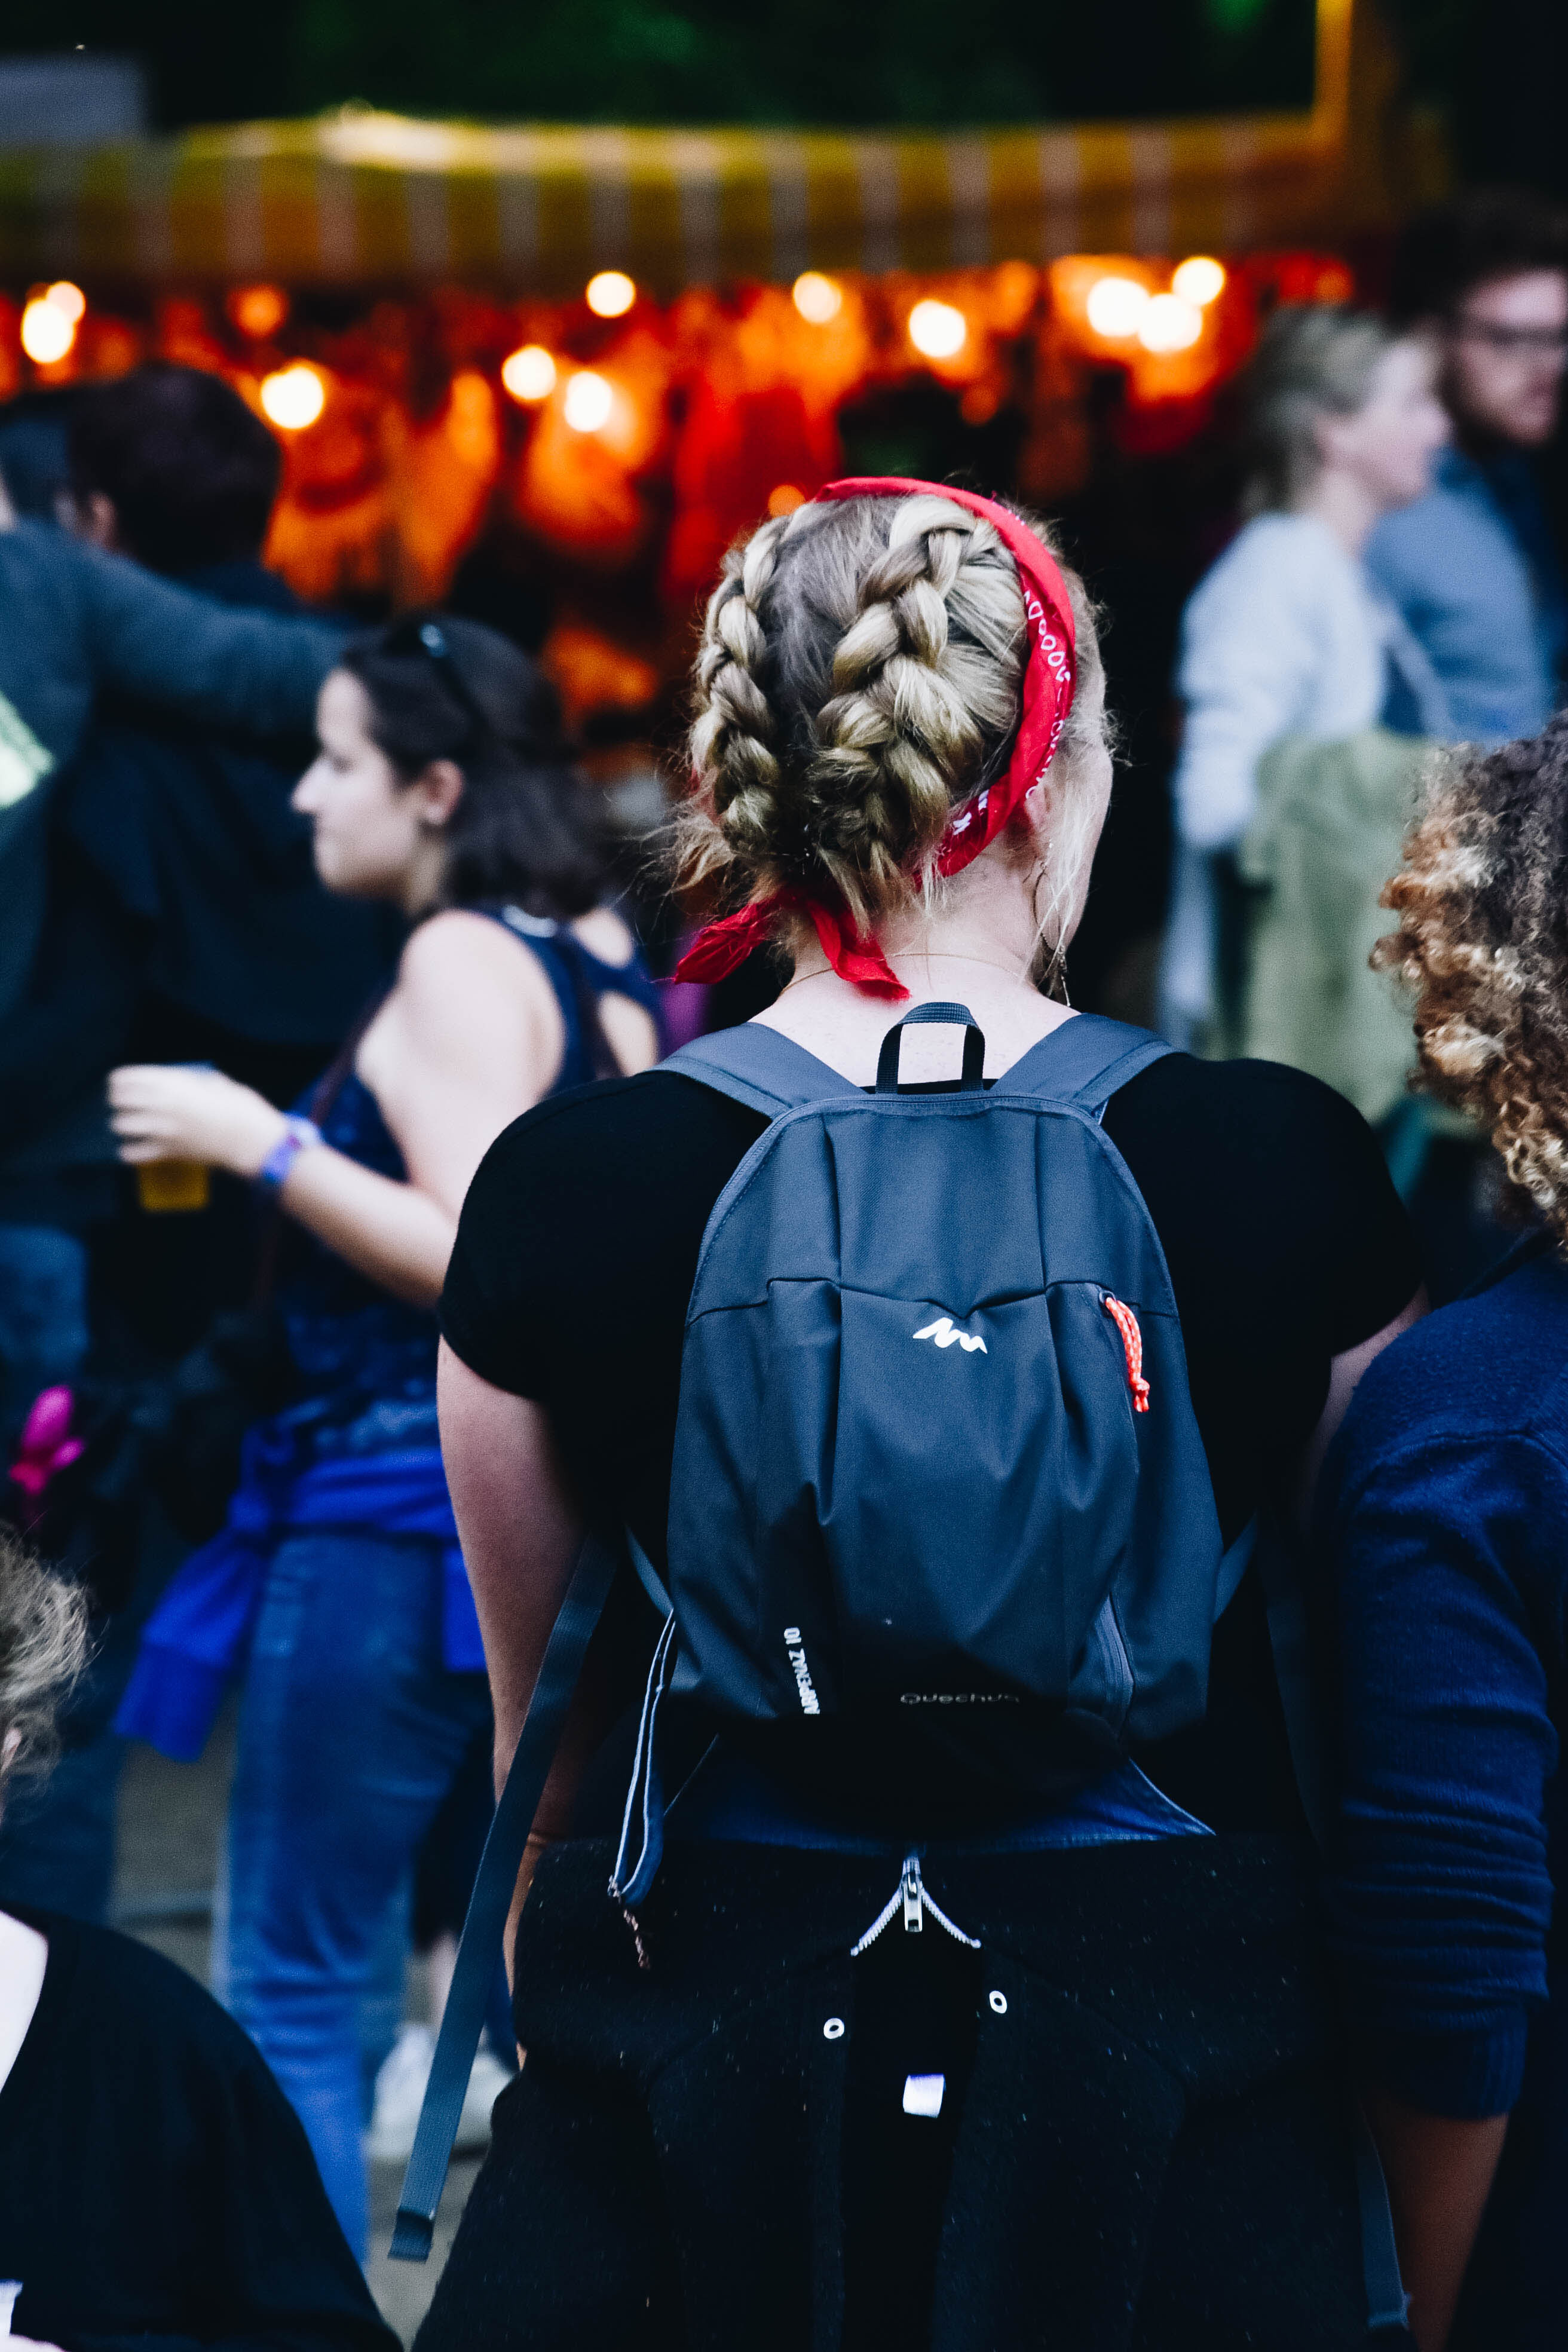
(1232, 728, 1434, 1127)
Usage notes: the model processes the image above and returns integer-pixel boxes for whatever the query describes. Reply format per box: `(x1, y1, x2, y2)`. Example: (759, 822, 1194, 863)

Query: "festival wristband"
(255, 1116, 323, 1194)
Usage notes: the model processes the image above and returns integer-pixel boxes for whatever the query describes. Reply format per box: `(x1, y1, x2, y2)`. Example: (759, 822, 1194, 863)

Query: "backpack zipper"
(850, 1852, 981, 1956)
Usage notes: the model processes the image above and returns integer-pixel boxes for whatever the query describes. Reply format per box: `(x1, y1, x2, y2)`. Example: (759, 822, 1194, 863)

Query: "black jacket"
(0, 550, 390, 1210)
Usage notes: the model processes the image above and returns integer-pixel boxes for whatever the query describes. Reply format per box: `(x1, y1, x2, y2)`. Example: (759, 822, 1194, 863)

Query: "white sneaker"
(455, 2045, 513, 2154)
(366, 2022, 434, 2164)
(365, 2021, 514, 2164)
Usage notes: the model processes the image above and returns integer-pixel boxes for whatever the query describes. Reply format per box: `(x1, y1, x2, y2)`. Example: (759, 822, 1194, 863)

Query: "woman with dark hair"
(106, 612, 661, 2254)
(1321, 709, 1568, 2352)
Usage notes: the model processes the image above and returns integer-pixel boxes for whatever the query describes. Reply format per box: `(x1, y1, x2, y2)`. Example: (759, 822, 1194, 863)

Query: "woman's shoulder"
(1110, 1048, 1392, 1166)
(1189, 512, 1352, 616)
(464, 1064, 767, 1209)
(1339, 1240, 1568, 1475)
(568, 902, 640, 969)
(442, 1068, 768, 1394)
(1104, 1052, 1421, 1343)
(375, 909, 562, 1076)
(395, 905, 555, 996)
(18, 1908, 275, 2087)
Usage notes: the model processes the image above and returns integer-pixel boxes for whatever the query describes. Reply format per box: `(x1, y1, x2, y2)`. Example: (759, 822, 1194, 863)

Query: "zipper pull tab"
(902, 1852, 924, 1933)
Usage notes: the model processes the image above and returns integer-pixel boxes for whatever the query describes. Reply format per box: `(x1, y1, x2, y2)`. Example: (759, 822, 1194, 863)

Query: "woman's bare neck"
(756, 948, 1074, 1089)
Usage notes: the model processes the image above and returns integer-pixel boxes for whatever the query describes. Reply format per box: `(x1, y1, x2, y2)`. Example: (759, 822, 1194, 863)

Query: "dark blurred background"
(0, 0, 1562, 200)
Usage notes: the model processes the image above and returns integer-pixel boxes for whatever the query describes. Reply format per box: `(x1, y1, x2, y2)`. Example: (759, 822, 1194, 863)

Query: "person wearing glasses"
(104, 614, 662, 2255)
(1367, 188, 1568, 748)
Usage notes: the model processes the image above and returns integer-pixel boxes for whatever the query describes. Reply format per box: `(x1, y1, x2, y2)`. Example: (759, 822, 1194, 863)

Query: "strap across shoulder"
(999, 1013, 1175, 1119)
(662, 1024, 863, 1118)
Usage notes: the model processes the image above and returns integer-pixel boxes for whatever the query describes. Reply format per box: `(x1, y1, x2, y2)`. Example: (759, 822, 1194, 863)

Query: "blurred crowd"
(0, 179, 1566, 2351)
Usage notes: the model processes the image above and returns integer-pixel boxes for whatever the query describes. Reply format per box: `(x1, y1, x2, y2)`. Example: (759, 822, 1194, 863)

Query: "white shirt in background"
(1172, 512, 1389, 855)
(1160, 512, 1442, 1040)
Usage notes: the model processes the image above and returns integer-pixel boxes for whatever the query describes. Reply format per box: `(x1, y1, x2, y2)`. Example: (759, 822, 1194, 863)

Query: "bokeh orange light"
(586, 271, 636, 318)
(1171, 256, 1226, 307)
(501, 344, 557, 403)
(228, 284, 290, 339)
(1137, 294, 1203, 353)
(20, 297, 75, 365)
(563, 370, 614, 433)
(259, 363, 326, 431)
(792, 272, 843, 324)
(908, 299, 966, 360)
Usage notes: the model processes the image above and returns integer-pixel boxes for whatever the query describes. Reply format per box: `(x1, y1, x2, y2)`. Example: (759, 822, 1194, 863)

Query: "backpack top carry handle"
(875, 1001, 986, 1093)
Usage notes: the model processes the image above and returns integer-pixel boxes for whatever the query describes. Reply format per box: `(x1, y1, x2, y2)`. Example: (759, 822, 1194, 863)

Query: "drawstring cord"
(1101, 1295, 1151, 1413)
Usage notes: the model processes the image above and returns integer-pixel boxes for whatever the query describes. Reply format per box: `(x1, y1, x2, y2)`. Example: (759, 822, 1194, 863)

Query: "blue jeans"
(213, 1526, 492, 2256)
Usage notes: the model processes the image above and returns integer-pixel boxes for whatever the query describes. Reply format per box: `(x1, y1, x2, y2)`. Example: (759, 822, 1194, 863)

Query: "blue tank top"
(279, 910, 663, 1452)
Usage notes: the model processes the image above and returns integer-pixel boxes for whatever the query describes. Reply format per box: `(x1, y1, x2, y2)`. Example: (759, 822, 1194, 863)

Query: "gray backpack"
(610, 1003, 1226, 1910)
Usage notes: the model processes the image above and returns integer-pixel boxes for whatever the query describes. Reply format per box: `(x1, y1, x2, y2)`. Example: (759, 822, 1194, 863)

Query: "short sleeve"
(1103, 1055, 1422, 1537)
(439, 1094, 583, 1400)
(439, 1070, 768, 1410)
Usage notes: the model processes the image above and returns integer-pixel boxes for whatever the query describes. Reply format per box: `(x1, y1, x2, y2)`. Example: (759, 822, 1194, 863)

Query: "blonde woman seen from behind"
(424, 484, 1424, 2348)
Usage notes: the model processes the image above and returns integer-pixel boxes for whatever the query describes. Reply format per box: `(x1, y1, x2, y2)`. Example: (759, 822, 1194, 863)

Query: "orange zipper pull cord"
(1102, 1294, 1151, 1412)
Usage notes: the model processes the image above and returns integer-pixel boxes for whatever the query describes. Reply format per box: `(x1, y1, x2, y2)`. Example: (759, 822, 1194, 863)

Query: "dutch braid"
(676, 486, 1102, 950)
(685, 509, 800, 895)
(807, 495, 1014, 924)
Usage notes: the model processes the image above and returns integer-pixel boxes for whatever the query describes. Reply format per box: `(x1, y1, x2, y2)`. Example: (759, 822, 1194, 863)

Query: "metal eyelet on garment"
(823, 2016, 846, 2040)
(988, 1989, 1008, 2015)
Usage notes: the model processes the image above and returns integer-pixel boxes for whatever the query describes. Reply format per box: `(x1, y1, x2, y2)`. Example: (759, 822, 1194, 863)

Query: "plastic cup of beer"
(136, 1159, 212, 1213)
(131, 1060, 216, 1212)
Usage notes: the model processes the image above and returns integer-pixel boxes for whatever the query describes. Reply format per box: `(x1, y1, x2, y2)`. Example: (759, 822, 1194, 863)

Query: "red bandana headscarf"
(674, 477, 1077, 1000)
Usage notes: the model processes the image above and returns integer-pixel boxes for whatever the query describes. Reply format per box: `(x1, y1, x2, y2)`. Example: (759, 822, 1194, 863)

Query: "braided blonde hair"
(677, 491, 1105, 969)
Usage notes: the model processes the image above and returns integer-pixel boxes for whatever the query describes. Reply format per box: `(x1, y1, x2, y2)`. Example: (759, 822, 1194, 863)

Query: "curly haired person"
(0, 1532, 395, 2349)
(424, 483, 1423, 2349)
(1322, 712, 1568, 2351)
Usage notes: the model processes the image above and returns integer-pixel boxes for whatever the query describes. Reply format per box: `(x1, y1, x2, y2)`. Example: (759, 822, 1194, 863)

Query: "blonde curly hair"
(1376, 715, 1568, 1242)
(675, 489, 1105, 982)
(0, 1533, 89, 1790)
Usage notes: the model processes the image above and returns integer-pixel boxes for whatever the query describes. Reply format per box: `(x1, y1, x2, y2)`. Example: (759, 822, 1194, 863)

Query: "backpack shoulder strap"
(1000, 1013, 1177, 1119)
(662, 1023, 862, 1120)
(390, 1530, 619, 2262)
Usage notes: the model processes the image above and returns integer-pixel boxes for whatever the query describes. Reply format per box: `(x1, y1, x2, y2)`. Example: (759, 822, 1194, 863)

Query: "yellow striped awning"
(0, 0, 1407, 294)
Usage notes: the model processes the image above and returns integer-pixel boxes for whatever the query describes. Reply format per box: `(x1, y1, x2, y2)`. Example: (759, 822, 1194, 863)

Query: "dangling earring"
(1030, 858, 1069, 1003)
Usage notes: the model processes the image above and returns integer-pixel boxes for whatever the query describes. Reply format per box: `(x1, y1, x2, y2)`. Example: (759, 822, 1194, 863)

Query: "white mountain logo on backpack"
(912, 1316, 987, 1355)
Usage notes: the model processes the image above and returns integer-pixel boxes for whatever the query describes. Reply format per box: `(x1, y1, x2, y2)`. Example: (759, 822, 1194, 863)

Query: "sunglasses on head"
(390, 615, 492, 741)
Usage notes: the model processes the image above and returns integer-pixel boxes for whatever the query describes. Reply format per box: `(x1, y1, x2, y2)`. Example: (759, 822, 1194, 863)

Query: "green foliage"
(9, 0, 1318, 128)
(1205, 0, 1275, 32)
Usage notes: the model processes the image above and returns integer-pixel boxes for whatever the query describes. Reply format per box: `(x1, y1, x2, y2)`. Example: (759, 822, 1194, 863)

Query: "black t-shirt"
(440, 1049, 1420, 1830)
(0, 1907, 396, 2351)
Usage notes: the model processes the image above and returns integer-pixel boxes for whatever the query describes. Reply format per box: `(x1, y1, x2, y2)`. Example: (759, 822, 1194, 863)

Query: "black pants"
(418, 1835, 1389, 2352)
